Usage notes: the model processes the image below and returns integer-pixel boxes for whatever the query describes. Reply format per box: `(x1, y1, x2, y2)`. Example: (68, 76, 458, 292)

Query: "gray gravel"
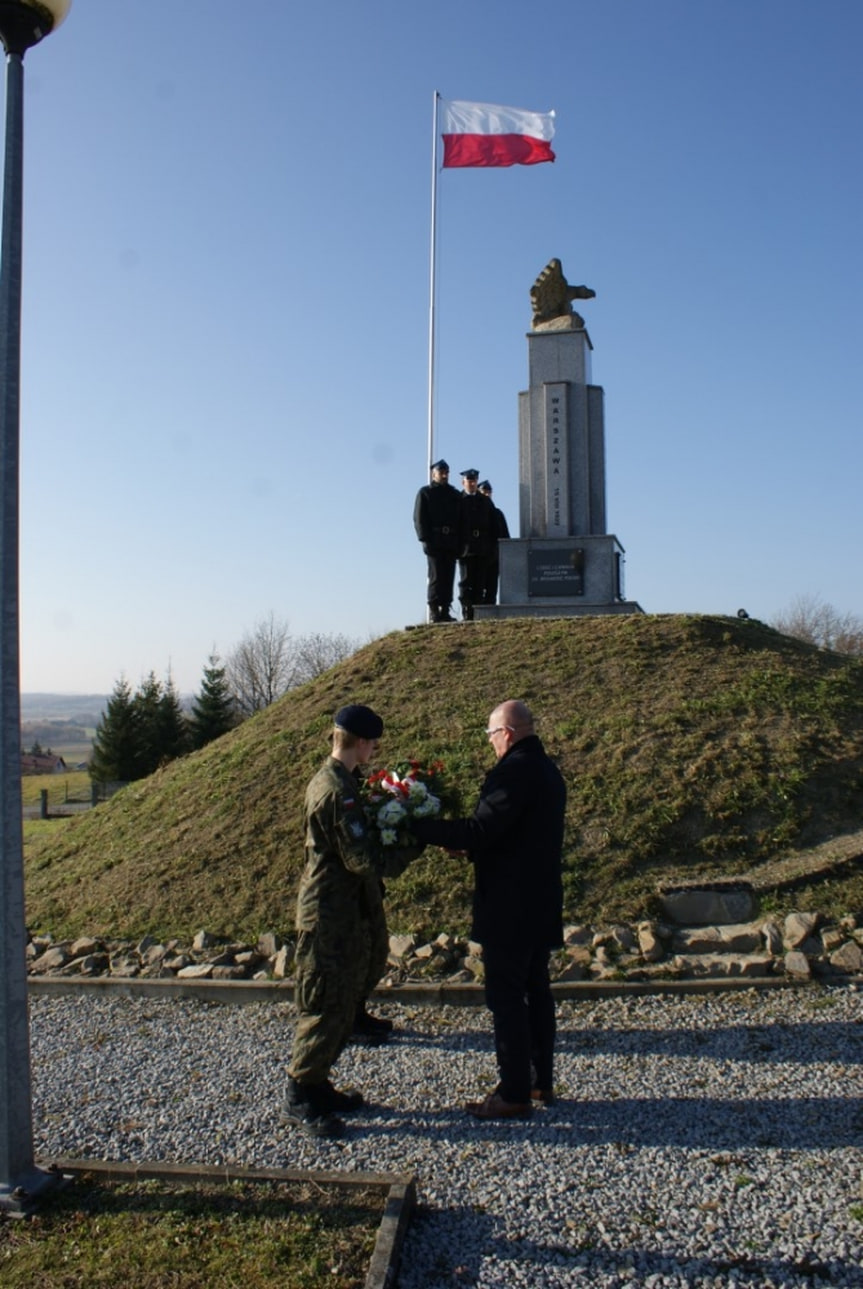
(30, 984, 863, 1287)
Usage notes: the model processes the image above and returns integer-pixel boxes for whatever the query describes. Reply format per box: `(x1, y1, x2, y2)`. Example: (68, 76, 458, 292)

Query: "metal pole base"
(0, 1163, 71, 1215)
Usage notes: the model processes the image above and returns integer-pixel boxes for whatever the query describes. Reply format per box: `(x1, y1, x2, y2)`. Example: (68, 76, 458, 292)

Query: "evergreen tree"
(190, 653, 236, 749)
(133, 671, 164, 778)
(89, 677, 140, 783)
(157, 673, 191, 763)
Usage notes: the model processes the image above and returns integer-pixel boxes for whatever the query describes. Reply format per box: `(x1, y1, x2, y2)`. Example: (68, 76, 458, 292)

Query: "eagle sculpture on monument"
(530, 258, 595, 330)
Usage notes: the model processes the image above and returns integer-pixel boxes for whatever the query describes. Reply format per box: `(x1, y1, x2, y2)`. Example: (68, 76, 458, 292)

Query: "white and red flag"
(439, 98, 556, 168)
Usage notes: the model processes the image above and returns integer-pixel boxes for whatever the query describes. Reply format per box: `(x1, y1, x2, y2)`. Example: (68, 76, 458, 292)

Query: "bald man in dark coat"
(412, 699, 566, 1119)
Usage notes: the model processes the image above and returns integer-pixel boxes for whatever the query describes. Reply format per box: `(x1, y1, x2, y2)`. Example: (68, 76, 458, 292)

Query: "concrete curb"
(41, 1156, 416, 1289)
(27, 972, 814, 1006)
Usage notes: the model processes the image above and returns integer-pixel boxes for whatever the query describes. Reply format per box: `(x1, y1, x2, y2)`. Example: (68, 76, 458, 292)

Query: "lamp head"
(0, 0, 71, 56)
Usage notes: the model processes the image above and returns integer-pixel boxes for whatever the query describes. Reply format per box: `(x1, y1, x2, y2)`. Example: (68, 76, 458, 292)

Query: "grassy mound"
(24, 615, 863, 942)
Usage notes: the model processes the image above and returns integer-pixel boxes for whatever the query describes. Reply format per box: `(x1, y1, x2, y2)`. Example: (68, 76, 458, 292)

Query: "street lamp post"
(0, 0, 71, 1212)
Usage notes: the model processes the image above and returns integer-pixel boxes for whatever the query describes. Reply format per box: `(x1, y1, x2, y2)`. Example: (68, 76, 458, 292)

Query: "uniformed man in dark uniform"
(479, 480, 510, 605)
(457, 468, 495, 620)
(413, 459, 460, 622)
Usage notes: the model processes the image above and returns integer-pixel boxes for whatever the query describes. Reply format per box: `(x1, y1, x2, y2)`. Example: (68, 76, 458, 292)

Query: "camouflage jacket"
(295, 757, 422, 933)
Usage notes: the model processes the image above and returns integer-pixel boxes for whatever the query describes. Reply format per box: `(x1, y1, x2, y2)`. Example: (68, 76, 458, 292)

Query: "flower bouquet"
(362, 759, 446, 846)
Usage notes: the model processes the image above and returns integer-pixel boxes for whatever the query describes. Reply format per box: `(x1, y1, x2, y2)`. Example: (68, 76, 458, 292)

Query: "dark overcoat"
(414, 734, 566, 948)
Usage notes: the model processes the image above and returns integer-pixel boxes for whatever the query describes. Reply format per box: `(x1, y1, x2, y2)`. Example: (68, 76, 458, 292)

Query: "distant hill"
(23, 615, 863, 943)
(21, 695, 109, 726)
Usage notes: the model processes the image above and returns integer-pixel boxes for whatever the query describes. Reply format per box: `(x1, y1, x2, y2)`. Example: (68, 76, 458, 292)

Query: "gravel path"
(30, 984, 863, 1287)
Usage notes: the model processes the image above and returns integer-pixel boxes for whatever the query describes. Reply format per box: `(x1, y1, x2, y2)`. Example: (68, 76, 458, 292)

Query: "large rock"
(783, 911, 821, 949)
(30, 945, 70, 973)
(829, 940, 863, 973)
(671, 952, 774, 978)
(657, 882, 757, 926)
(783, 950, 812, 980)
(672, 923, 763, 954)
(388, 934, 418, 960)
(637, 922, 665, 963)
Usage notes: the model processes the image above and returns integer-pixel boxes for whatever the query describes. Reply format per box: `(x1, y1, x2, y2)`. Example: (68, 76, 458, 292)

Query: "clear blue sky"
(11, 0, 862, 694)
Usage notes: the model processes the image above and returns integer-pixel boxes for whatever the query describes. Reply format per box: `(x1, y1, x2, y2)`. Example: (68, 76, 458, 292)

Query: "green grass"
(0, 1174, 382, 1288)
(22, 614, 863, 942)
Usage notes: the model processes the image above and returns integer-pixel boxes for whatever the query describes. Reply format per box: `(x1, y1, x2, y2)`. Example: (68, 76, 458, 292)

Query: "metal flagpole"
(426, 90, 440, 471)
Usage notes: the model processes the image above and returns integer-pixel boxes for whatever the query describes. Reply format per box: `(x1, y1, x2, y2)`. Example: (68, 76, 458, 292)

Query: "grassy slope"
(24, 615, 863, 943)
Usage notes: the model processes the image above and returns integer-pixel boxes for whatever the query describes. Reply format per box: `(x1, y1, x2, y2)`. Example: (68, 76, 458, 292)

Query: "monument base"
(474, 535, 644, 620)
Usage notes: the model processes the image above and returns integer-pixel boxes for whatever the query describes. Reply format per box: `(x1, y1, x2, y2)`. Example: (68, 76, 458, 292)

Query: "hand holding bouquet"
(362, 759, 446, 846)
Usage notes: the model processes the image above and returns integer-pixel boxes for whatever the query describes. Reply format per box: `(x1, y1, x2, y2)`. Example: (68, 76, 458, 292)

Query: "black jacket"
(413, 735, 566, 948)
(413, 481, 461, 554)
(457, 490, 495, 557)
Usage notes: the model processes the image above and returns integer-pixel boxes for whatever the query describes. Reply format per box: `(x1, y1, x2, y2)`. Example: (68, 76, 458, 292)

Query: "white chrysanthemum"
(412, 794, 440, 818)
(380, 827, 399, 846)
(405, 779, 428, 802)
(377, 798, 407, 826)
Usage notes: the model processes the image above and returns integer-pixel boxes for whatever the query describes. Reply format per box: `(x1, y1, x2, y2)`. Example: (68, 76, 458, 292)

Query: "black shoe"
(286, 1075, 363, 1113)
(281, 1078, 351, 1135)
(439, 609, 456, 622)
(316, 1079, 364, 1113)
(280, 1100, 345, 1138)
(353, 1004, 394, 1038)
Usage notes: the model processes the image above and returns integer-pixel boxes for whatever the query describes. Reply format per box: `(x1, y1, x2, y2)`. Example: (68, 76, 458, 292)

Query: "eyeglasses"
(485, 725, 513, 738)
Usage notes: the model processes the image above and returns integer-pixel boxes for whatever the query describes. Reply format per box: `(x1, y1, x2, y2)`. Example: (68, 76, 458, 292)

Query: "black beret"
(430, 458, 449, 471)
(461, 468, 479, 480)
(334, 704, 383, 738)
(479, 480, 492, 491)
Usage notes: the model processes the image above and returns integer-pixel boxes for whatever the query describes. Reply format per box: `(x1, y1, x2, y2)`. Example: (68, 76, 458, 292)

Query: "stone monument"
(474, 259, 643, 620)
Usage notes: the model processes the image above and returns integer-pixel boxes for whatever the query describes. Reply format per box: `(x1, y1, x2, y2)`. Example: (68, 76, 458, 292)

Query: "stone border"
(28, 973, 810, 1006)
(40, 1156, 416, 1289)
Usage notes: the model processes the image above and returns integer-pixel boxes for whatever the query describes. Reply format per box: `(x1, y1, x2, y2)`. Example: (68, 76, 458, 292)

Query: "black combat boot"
(280, 1078, 346, 1138)
(316, 1079, 364, 1113)
(353, 1002, 394, 1039)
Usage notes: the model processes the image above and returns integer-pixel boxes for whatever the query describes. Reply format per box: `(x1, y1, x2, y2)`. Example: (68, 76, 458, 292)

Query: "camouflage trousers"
(289, 917, 374, 1085)
(360, 883, 389, 999)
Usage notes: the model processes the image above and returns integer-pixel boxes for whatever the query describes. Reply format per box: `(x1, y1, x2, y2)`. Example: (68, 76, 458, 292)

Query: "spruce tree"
(89, 677, 140, 783)
(190, 653, 236, 749)
(157, 673, 191, 763)
(133, 671, 164, 778)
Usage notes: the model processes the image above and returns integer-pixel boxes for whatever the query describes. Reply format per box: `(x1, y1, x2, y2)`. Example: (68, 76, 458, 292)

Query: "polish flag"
(440, 98, 556, 168)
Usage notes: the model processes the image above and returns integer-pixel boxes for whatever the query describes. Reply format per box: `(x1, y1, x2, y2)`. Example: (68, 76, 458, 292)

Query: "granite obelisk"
(475, 259, 642, 619)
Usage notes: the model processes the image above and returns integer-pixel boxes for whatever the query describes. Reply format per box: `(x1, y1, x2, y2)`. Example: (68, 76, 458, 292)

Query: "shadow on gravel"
(556, 1019, 863, 1063)
(563, 1095, 863, 1150)
(383, 1029, 490, 1053)
(352, 1096, 863, 1151)
(402, 1207, 861, 1288)
(470, 1227, 860, 1289)
(402, 1202, 493, 1285)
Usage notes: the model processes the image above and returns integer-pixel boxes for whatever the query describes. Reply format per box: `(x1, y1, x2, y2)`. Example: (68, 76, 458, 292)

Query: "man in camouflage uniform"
(283, 704, 424, 1138)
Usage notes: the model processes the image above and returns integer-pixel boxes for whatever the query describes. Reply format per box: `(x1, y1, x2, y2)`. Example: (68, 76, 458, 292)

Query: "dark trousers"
(481, 939, 556, 1104)
(458, 556, 488, 618)
(482, 558, 499, 604)
(426, 551, 456, 612)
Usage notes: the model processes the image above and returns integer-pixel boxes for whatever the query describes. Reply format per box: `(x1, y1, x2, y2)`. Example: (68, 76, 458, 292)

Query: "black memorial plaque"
(528, 548, 585, 596)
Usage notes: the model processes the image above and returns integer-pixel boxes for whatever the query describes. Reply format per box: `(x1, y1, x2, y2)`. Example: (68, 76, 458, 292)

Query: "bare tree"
(293, 631, 360, 686)
(226, 613, 298, 716)
(772, 594, 863, 656)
